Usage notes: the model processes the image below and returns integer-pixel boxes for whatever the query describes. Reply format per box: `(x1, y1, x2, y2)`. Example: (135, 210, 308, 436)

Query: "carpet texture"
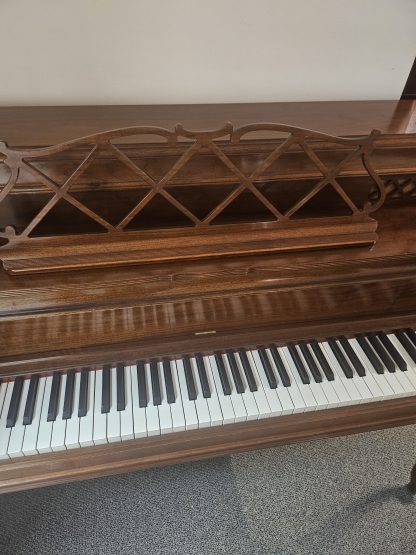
(0, 425, 415, 555)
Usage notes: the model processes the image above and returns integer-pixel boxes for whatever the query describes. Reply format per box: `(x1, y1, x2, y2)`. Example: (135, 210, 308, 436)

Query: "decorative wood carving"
(370, 175, 416, 201)
(0, 123, 386, 274)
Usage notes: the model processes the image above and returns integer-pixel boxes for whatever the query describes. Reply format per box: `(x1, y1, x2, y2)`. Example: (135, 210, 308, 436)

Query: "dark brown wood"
(0, 397, 415, 494)
(0, 101, 415, 147)
(409, 461, 416, 494)
(0, 102, 415, 493)
(401, 57, 416, 100)
(0, 123, 386, 274)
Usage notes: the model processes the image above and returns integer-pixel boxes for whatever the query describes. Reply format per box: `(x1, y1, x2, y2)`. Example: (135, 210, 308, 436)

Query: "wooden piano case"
(0, 101, 415, 494)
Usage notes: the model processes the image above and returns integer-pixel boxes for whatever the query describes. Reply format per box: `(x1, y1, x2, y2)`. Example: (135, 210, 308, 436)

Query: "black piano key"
(195, 354, 211, 398)
(101, 365, 111, 413)
(268, 345, 291, 387)
(78, 368, 89, 417)
(310, 341, 334, 381)
(116, 363, 126, 411)
(238, 349, 258, 392)
(23, 375, 39, 425)
(377, 332, 407, 372)
(287, 344, 310, 384)
(406, 328, 416, 347)
(338, 337, 366, 377)
(163, 358, 175, 403)
(366, 333, 396, 372)
(258, 347, 278, 388)
(47, 372, 61, 422)
(62, 369, 75, 420)
(226, 351, 245, 393)
(214, 352, 231, 395)
(396, 330, 416, 364)
(327, 339, 354, 379)
(356, 335, 384, 374)
(183, 356, 197, 401)
(137, 361, 148, 407)
(6, 377, 24, 428)
(150, 360, 162, 406)
(298, 343, 322, 383)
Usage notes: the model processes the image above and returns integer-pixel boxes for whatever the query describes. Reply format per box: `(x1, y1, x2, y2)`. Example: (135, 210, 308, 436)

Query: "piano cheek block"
(0, 101, 415, 493)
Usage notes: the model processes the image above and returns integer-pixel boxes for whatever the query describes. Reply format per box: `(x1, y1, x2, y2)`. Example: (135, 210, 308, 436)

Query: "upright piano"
(0, 100, 415, 494)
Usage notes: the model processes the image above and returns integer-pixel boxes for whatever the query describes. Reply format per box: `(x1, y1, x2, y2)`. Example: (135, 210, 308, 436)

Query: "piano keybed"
(1, 328, 416, 460)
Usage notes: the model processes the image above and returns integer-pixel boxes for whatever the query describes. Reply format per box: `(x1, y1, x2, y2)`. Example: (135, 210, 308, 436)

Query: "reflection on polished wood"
(0, 102, 415, 493)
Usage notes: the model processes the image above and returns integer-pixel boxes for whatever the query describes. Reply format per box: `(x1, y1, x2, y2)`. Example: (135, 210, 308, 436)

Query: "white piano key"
(387, 334, 416, 390)
(232, 354, 259, 420)
(79, 370, 95, 447)
(335, 340, 374, 403)
(274, 347, 306, 413)
(130, 365, 148, 438)
(296, 347, 329, 409)
(313, 343, 351, 405)
(157, 361, 173, 434)
(0, 382, 13, 459)
(7, 378, 30, 458)
(65, 371, 81, 449)
(347, 338, 386, 401)
(351, 339, 395, 398)
(36, 376, 54, 453)
(169, 364, 186, 432)
(175, 359, 198, 430)
(306, 346, 340, 407)
(241, 351, 271, 419)
(22, 376, 46, 456)
(250, 349, 288, 415)
(107, 366, 121, 443)
(145, 363, 160, 436)
(280, 346, 318, 411)
(202, 356, 223, 426)
(51, 373, 67, 452)
(189, 357, 211, 428)
(321, 342, 362, 404)
(222, 354, 247, 422)
(120, 365, 134, 441)
(207, 355, 235, 425)
(93, 369, 107, 445)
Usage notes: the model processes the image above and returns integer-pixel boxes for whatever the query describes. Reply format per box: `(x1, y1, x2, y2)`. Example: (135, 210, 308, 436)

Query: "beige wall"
(1, 0, 415, 106)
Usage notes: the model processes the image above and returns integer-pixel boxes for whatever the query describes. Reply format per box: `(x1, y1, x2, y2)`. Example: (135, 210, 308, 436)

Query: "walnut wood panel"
(0, 397, 415, 494)
(0, 122, 386, 273)
(0, 101, 415, 147)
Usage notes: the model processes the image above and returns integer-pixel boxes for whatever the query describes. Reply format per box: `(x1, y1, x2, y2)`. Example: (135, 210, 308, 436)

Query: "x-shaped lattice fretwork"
(0, 123, 385, 242)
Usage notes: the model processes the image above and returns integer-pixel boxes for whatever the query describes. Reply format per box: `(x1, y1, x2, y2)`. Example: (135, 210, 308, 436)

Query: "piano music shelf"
(0, 122, 386, 275)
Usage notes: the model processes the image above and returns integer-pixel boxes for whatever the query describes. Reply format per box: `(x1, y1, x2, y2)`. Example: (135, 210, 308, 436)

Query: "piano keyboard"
(1, 329, 416, 459)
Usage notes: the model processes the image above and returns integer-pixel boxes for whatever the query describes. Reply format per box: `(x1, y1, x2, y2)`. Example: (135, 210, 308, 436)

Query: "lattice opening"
(291, 184, 354, 219)
(211, 190, 277, 225)
(29, 198, 108, 236)
(28, 148, 91, 186)
(255, 180, 317, 214)
(124, 193, 196, 231)
(0, 192, 54, 234)
(165, 184, 239, 220)
(71, 188, 151, 227)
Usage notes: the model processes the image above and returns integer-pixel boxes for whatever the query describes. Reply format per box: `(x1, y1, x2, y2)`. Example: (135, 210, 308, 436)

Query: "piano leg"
(408, 462, 416, 494)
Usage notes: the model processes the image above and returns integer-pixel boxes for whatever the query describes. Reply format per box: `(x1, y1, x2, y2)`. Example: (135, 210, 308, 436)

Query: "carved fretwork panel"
(0, 123, 386, 274)
(369, 175, 416, 202)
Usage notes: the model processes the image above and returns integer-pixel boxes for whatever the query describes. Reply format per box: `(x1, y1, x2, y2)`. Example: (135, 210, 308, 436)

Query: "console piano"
(0, 101, 415, 494)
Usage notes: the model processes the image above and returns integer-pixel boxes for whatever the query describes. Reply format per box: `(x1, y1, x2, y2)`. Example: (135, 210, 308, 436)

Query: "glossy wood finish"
(1, 101, 415, 146)
(0, 102, 415, 493)
(0, 397, 415, 494)
(0, 122, 386, 274)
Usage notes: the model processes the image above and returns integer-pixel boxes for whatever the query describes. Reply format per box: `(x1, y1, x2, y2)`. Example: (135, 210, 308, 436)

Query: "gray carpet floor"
(0, 425, 415, 555)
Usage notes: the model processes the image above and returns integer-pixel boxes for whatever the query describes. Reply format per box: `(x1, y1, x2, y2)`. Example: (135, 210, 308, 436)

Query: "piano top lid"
(0, 100, 415, 147)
